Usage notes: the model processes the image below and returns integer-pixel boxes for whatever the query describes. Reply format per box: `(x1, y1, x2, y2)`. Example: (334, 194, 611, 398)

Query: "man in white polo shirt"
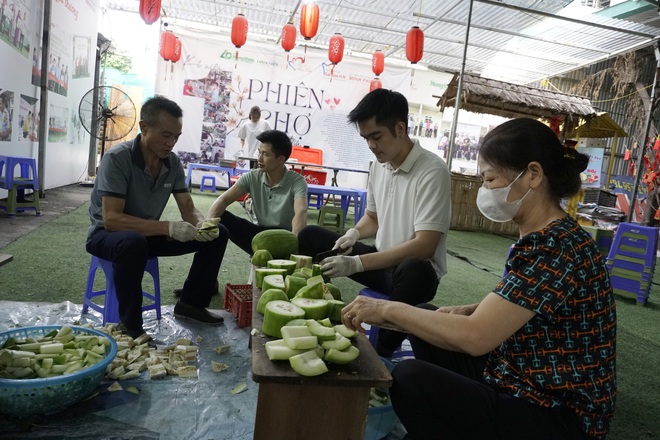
(298, 89, 451, 358)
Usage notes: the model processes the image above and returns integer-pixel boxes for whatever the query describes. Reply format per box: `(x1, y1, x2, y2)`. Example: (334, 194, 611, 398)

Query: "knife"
(313, 248, 340, 263)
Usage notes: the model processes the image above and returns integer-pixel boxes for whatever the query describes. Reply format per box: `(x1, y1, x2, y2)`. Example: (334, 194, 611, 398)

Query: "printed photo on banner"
(72, 35, 91, 79)
(19, 94, 38, 142)
(0, 0, 32, 58)
(45, 20, 72, 97)
(48, 103, 68, 143)
(0, 88, 14, 142)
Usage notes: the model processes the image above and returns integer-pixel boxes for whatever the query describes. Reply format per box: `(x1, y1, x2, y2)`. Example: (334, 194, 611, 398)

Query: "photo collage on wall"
(19, 93, 38, 141)
(179, 68, 234, 167)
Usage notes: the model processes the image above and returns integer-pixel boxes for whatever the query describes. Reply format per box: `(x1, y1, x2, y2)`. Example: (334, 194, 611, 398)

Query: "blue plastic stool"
(605, 223, 658, 304)
(200, 175, 216, 193)
(358, 288, 413, 359)
(82, 255, 162, 325)
(0, 155, 41, 216)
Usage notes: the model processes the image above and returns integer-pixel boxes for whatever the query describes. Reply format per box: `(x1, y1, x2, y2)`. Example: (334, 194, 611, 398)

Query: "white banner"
(157, 33, 411, 186)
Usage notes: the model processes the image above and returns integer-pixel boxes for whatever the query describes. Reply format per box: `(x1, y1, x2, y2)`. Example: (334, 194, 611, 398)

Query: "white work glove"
(332, 228, 360, 255)
(168, 221, 197, 242)
(320, 255, 364, 278)
(195, 217, 221, 242)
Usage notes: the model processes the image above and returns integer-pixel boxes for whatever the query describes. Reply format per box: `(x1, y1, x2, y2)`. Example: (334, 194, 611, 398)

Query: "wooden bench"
(251, 286, 392, 440)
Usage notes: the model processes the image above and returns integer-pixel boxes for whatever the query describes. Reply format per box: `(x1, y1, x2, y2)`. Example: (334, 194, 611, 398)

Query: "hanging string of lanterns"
(139, 0, 161, 25)
(281, 21, 296, 63)
(231, 13, 249, 68)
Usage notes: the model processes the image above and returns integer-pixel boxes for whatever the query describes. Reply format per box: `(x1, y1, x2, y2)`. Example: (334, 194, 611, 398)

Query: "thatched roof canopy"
(436, 73, 597, 119)
(574, 112, 627, 138)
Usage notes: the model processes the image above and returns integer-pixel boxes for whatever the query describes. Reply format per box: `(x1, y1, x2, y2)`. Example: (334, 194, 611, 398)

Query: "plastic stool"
(318, 205, 345, 233)
(0, 155, 41, 216)
(358, 288, 413, 359)
(82, 255, 162, 325)
(200, 175, 216, 193)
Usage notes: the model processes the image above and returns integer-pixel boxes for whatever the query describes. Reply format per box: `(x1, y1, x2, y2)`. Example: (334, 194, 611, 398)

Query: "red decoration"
(159, 31, 176, 61)
(406, 26, 424, 64)
(370, 78, 382, 92)
(281, 22, 296, 53)
(300, 2, 320, 40)
(328, 33, 344, 65)
(372, 50, 384, 76)
(171, 38, 182, 63)
(139, 0, 161, 25)
(231, 14, 248, 48)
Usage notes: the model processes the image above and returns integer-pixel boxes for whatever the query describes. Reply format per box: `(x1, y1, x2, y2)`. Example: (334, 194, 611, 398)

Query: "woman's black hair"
(479, 118, 589, 199)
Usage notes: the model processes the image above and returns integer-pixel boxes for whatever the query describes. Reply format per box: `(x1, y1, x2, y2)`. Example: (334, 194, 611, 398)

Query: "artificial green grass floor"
(0, 190, 659, 438)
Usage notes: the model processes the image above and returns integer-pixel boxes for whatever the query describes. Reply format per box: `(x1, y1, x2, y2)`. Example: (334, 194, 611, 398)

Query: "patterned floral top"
(484, 216, 616, 439)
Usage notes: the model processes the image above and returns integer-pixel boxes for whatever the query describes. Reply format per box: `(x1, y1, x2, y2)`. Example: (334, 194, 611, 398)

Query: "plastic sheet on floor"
(0, 301, 407, 440)
(0, 300, 255, 439)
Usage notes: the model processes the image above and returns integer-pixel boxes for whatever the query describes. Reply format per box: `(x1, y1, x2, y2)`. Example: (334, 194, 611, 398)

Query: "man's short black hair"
(141, 95, 183, 125)
(347, 89, 409, 136)
(256, 130, 293, 160)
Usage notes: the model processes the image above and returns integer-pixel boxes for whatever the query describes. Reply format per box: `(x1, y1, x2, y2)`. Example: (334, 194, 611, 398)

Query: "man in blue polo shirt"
(86, 96, 228, 342)
(206, 129, 308, 253)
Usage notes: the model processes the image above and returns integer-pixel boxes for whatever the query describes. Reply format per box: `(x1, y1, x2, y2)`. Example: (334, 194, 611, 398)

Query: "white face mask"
(476, 170, 531, 223)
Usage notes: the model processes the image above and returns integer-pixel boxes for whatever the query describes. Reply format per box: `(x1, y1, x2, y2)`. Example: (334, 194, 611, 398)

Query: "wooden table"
(251, 286, 392, 440)
(184, 163, 236, 189)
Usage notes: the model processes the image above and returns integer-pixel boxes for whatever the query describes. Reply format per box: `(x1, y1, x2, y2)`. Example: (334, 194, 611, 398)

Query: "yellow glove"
(195, 218, 221, 242)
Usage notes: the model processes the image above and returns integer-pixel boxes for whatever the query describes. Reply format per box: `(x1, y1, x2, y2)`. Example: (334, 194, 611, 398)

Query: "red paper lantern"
(406, 26, 424, 64)
(171, 38, 182, 63)
(281, 21, 296, 52)
(300, 2, 319, 40)
(139, 0, 161, 25)
(328, 33, 344, 65)
(231, 14, 248, 48)
(159, 31, 176, 61)
(372, 50, 384, 76)
(370, 78, 382, 92)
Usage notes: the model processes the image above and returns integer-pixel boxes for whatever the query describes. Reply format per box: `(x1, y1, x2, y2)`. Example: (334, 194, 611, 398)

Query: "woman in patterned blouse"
(341, 118, 616, 440)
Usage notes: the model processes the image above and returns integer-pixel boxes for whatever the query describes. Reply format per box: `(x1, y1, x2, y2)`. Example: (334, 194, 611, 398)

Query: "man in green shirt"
(174, 130, 308, 297)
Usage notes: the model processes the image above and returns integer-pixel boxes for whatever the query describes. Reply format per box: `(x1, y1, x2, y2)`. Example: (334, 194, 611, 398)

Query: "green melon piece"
(324, 345, 360, 364)
(312, 264, 323, 277)
(324, 283, 342, 301)
(255, 268, 287, 289)
(300, 267, 314, 279)
(262, 300, 306, 338)
(289, 271, 308, 279)
(281, 326, 318, 350)
(289, 350, 328, 377)
(321, 333, 352, 351)
(307, 275, 324, 287)
(267, 259, 298, 275)
(251, 249, 273, 267)
(285, 318, 308, 327)
(318, 317, 332, 327)
(262, 274, 286, 292)
(290, 254, 313, 269)
(257, 288, 289, 315)
(326, 299, 345, 322)
(285, 275, 308, 299)
(306, 319, 336, 341)
(264, 339, 304, 361)
(333, 324, 357, 339)
(251, 229, 299, 259)
(294, 283, 325, 300)
(290, 298, 328, 320)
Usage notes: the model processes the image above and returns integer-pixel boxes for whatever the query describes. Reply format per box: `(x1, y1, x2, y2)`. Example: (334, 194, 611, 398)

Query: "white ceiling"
(101, 0, 660, 85)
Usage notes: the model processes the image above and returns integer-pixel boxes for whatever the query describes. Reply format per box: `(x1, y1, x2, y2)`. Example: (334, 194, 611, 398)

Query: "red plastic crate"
(224, 284, 252, 328)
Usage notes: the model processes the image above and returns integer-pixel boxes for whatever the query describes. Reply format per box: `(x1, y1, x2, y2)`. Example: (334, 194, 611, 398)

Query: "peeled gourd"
(290, 298, 328, 320)
(267, 259, 298, 275)
(262, 301, 306, 338)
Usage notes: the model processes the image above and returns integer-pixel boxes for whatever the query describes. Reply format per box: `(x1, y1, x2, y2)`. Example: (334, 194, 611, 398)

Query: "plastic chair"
(358, 288, 413, 359)
(605, 222, 658, 304)
(200, 175, 216, 193)
(82, 255, 161, 325)
(318, 205, 345, 233)
(0, 155, 41, 216)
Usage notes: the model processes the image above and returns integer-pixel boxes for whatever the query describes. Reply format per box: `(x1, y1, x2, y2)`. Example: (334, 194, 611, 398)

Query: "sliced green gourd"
(284, 275, 308, 299)
(305, 319, 336, 341)
(324, 345, 360, 364)
(333, 324, 357, 339)
(264, 339, 304, 361)
(262, 301, 306, 338)
(257, 288, 289, 315)
(262, 274, 286, 292)
(255, 268, 287, 289)
(290, 254, 313, 269)
(288, 350, 328, 377)
(320, 333, 352, 351)
(290, 298, 328, 320)
(267, 259, 298, 275)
